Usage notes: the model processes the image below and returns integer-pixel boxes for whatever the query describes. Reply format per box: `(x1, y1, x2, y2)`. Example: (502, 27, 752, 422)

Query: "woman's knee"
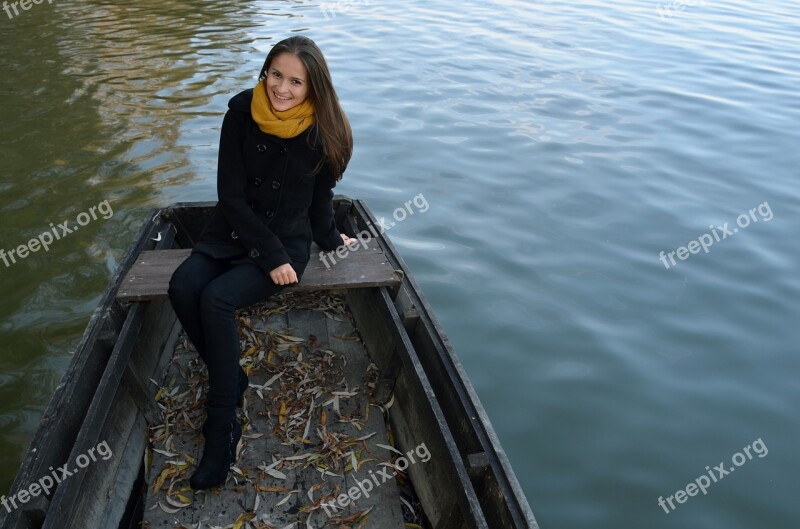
(168, 265, 188, 299)
(198, 279, 237, 314)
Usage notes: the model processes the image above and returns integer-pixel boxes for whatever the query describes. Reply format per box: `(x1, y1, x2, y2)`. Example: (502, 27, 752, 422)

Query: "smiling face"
(265, 52, 310, 112)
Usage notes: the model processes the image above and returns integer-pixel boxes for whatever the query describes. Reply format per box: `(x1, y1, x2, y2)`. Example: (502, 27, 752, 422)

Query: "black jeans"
(167, 251, 303, 411)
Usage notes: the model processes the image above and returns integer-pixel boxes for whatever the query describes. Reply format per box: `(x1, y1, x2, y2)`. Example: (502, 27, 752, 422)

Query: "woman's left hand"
(340, 233, 357, 247)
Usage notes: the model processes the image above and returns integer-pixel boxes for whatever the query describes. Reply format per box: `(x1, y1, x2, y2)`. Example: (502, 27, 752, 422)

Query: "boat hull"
(0, 199, 537, 529)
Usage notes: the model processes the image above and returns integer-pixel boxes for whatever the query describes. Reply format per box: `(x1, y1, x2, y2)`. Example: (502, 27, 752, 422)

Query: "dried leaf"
(255, 485, 293, 493)
(152, 466, 175, 495)
(158, 501, 181, 514)
(266, 468, 288, 480)
(279, 402, 287, 425)
(164, 493, 191, 509)
(275, 490, 299, 507)
(375, 443, 404, 456)
(232, 512, 256, 529)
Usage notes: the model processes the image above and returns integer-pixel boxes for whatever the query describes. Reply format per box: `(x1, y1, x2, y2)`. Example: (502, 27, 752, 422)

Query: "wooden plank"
(142, 342, 201, 529)
(106, 298, 183, 529)
(97, 412, 149, 529)
(117, 244, 401, 302)
(38, 248, 177, 529)
(351, 199, 539, 529)
(41, 301, 149, 529)
(324, 311, 405, 529)
(52, 390, 144, 529)
(264, 309, 351, 529)
(0, 209, 170, 529)
(345, 287, 489, 529)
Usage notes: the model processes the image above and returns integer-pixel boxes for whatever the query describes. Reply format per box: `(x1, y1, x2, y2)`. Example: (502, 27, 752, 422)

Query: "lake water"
(1, 0, 799, 527)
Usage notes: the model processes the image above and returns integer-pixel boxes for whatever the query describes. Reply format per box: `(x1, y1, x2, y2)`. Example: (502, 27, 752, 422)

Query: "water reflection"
(0, 0, 264, 491)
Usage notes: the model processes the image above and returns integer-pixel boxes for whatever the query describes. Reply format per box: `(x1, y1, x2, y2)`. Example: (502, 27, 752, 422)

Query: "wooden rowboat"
(0, 198, 538, 529)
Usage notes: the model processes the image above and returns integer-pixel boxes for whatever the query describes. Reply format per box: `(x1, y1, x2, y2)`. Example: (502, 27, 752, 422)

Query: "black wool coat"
(192, 88, 344, 277)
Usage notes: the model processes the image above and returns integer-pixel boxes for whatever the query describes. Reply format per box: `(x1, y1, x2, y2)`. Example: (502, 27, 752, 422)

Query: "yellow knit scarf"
(251, 79, 315, 138)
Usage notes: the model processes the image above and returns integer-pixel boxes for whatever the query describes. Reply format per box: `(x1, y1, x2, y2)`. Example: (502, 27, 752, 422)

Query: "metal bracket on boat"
(467, 451, 491, 479)
(401, 307, 419, 332)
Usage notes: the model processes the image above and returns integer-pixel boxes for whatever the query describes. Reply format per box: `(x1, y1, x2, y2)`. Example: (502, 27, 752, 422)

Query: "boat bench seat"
(116, 246, 401, 302)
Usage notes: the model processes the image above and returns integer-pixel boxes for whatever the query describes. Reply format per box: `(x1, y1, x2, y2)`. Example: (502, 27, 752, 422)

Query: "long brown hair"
(258, 36, 353, 184)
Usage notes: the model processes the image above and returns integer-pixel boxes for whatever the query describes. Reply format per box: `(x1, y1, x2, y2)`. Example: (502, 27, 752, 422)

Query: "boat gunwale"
(348, 198, 539, 529)
(0, 207, 172, 529)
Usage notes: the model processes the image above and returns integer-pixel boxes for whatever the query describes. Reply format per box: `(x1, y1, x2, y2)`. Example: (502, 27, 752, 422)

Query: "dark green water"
(2, 1, 799, 527)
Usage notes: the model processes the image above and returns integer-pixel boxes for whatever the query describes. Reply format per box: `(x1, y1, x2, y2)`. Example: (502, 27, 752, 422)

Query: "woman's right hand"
(269, 263, 298, 285)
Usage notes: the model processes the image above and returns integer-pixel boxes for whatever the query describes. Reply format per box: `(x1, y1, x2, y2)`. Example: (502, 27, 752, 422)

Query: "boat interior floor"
(142, 290, 416, 529)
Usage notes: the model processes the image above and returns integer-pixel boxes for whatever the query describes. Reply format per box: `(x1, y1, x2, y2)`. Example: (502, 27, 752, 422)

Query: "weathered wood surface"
(0, 212, 175, 529)
(3, 199, 536, 529)
(117, 242, 400, 302)
(142, 291, 407, 529)
(349, 199, 540, 529)
(346, 287, 489, 529)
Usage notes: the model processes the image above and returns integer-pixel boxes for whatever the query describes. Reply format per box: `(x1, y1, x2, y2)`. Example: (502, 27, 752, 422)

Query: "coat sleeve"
(216, 109, 292, 275)
(309, 165, 344, 252)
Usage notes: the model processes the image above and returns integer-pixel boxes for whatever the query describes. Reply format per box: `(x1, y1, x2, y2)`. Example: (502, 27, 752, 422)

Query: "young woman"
(168, 35, 355, 490)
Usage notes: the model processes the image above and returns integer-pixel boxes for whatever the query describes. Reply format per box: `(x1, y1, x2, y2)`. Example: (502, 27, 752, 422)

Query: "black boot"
(190, 407, 241, 490)
(196, 349, 247, 408)
(202, 368, 248, 438)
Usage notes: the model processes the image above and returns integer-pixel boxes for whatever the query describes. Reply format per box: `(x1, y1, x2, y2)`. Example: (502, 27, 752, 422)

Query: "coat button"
(253, 178, 263, 186)
(249, 248, 260, 258)
(279, 147, 287, 155)
(272, 181, 280, 189)
(257, 144, 266, 152)
(231, 231, 238, 239)
(265, 209, 274, 218)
